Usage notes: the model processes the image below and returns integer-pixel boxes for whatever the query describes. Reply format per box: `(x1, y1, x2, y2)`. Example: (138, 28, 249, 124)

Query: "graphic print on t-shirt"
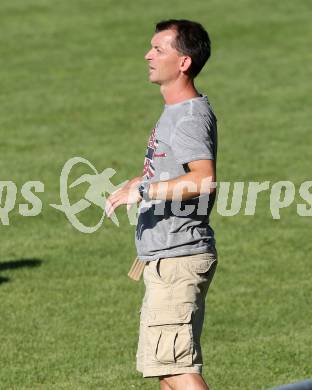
(142, 127, 166, 180)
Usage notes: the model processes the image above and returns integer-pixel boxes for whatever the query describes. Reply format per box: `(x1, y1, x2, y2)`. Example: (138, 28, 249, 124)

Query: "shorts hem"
(140, 365, 202, 378)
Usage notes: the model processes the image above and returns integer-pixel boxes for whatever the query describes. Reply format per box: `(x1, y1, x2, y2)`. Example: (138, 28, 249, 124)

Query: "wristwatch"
(138, 182, 151, 202)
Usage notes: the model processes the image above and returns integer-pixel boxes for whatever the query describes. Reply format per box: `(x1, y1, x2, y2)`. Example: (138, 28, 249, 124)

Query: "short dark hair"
(155, 19, 211, 78)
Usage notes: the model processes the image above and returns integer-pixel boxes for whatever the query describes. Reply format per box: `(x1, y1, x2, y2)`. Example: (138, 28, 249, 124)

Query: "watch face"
(139, 183, 149, 201)
(138, 185, 144, 199)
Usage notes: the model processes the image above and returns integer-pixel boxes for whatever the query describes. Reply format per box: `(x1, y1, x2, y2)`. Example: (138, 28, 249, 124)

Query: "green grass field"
(1, 0, 311, 389)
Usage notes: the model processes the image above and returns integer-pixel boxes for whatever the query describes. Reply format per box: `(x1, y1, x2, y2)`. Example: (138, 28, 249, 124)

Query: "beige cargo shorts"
(136, 249, 218, 378)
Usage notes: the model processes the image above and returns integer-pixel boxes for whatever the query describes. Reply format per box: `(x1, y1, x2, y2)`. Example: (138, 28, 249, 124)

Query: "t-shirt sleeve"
(170, 116, 216, 165)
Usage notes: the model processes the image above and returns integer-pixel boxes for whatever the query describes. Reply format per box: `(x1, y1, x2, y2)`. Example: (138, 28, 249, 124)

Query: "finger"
(110, 187, 122, 196)
(105, 198, 114, 216)
(105, 193, 119, 214)
(106, 198, 121, 218)
(105, 202, 114, 218)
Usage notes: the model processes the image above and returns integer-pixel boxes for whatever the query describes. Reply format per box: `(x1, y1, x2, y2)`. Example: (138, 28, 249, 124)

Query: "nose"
(144, 49, 153, 61)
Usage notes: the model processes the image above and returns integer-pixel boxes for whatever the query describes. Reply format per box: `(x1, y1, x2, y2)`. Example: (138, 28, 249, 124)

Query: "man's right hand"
(121, 176, 142, 191)
(105, 175, 143, 218)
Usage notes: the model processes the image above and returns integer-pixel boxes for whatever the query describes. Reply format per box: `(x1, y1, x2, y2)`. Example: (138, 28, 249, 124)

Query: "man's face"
(144, 29, 183, 85)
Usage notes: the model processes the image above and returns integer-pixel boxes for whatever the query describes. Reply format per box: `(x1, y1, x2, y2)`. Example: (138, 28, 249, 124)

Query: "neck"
(160, 78, 200, 105)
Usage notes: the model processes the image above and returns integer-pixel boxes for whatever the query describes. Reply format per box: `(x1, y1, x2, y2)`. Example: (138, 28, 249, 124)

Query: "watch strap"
(138, 182, 151, 201)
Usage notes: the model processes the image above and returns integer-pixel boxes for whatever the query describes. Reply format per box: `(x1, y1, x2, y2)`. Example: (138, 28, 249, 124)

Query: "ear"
(179, 56, 192, 73)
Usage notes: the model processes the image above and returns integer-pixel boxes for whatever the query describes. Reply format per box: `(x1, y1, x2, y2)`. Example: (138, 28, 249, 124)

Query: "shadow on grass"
(268, 380, 312, 390)
(0, 276, 10, 284)
(0, 258, 43, 285)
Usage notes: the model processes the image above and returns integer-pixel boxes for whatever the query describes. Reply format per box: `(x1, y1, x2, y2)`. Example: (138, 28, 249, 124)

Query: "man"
(106, 19, 218, 390)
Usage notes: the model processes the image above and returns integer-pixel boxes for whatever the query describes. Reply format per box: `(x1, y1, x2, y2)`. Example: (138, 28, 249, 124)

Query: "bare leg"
(164, 373, 210, 390)
(159, 376, 174, 390)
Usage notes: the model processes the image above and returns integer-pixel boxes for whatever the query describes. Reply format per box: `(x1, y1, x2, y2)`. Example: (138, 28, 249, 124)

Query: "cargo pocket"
(187, 252, 217, 275)
(147, 306, 193, 365)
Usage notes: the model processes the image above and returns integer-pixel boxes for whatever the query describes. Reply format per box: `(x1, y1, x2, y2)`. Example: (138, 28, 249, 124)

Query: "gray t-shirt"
(135, 95, 217, 261)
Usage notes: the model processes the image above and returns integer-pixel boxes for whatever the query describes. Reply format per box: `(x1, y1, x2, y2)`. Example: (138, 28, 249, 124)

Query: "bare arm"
(148, 160, 215, 201)
(105, 160, 215, 217)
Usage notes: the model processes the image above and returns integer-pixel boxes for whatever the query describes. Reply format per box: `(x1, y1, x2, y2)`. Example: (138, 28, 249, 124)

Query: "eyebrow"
(151, 43, 163, 50)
